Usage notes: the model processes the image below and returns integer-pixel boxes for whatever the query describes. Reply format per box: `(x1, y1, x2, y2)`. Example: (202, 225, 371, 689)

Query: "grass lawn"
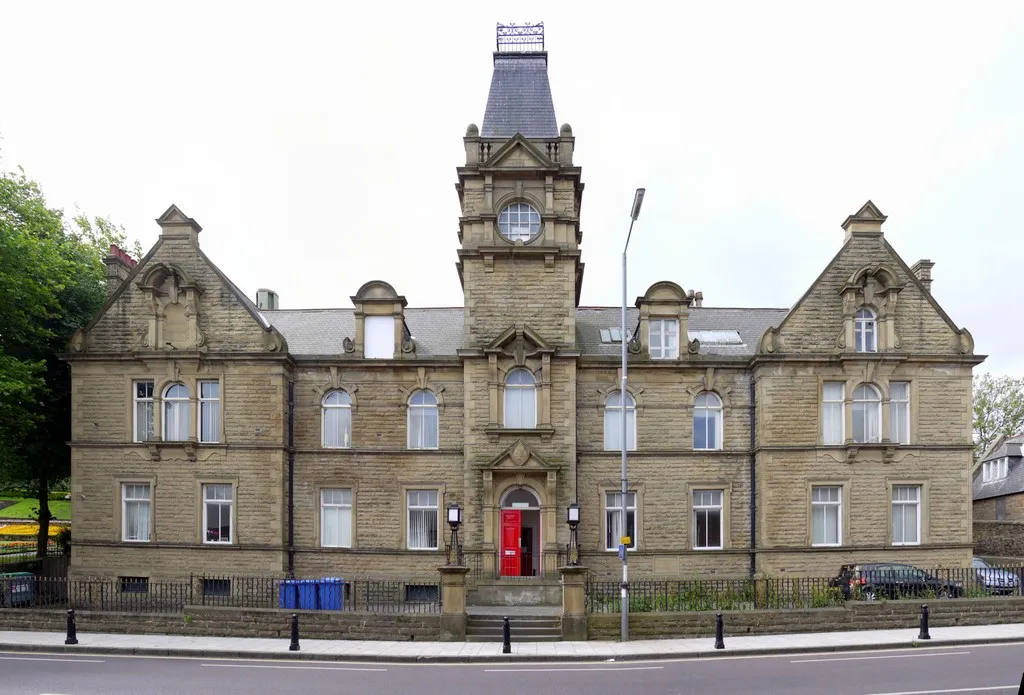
(0, 498, 71, 520)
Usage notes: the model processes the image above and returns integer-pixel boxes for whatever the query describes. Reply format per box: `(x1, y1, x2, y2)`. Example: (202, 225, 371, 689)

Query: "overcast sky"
(2, 1, 1021, 376)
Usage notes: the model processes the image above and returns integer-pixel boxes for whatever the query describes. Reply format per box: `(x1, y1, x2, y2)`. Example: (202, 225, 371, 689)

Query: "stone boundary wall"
(0, 606, 440, 641)
(974, 521, 1024, 558)
(588, 597, 1024, 640)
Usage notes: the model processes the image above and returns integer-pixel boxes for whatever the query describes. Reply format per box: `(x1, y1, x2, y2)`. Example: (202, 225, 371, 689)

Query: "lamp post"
(566, 501, 581, 566)
(446, 502, 463, 565)
(620, 187, 645, 642)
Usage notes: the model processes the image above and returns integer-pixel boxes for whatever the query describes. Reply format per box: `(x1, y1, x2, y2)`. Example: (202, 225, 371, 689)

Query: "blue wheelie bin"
(318, 577, 344, 610)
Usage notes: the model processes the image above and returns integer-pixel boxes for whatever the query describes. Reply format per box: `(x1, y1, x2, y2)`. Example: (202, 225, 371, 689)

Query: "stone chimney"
(256, 288, 279, 310)
(693, 291, 703, 308)
(910, 259, 934, 293)
(103, 244, 137, 296)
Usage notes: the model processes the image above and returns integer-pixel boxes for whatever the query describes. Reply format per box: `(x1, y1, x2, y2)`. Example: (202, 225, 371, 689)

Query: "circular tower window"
(498, 202, 541, 242)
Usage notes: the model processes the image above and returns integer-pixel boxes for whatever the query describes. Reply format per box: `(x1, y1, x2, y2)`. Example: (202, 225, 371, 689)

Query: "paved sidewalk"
(1, 623, 1023, 663)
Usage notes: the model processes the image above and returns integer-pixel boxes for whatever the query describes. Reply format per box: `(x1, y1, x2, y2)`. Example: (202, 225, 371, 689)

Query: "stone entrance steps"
(465, 615, 562, 643)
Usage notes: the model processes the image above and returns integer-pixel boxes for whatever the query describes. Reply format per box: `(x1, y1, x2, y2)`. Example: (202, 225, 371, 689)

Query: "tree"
(973, 372, 1024, 461)
(0, 165, 138, 556)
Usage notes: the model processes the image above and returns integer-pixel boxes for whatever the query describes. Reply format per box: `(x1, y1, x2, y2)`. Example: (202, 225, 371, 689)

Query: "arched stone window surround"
(484, 324, 555, 439)
(500, 486, 543, 509)
(603, 390, 638, 451)
(133, 263, 205, 351)
(850, 382, 883, 444)
(321, 389, 353, 449)
(406, 389, 440, 450)
(503, 367, 538, 429)
(693, 391, 724, 451)
(162, 382, 191, 442)
(839, 264, 904, 352)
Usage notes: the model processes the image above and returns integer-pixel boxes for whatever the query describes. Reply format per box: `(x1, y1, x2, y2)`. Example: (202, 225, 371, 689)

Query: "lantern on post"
(566, 501, 581, 566)
(446, 502, 464, 565)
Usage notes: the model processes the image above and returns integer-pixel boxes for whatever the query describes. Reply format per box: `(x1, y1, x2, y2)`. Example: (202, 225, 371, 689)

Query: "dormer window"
(982, 457, 1009, 482)
(649, 319, 679, 359)
(364, 316, 395, 359)
(498, 202, 541, 242)
(854, 308, 877, 353)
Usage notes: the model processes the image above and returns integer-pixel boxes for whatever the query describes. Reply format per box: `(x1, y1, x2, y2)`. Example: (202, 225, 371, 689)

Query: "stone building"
(973, 434, 1024, 522)
(65, 27, 983, 597)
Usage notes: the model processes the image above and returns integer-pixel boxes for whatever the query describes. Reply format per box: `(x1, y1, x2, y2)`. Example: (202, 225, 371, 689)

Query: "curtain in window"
(408, 391, 439, 449)
(811, 486, 841, 545)
(891, 485, 919, 544)
(504, 370, 537, 428)
(321, 489, 353, 547)
(693, 393, 722, 450)
(852, 385, 881, 443)
(322, 391, 352, 448)
(199, 381, 221, 443)
(364, 316, 395, 358)
(123, 484, 151, 541)
(603, 392, 636, 450)
(407, 490, 438, 549)
(889, 382, 910, 444)
(822, 382, 844, 444)
(163, 384, 190, 441)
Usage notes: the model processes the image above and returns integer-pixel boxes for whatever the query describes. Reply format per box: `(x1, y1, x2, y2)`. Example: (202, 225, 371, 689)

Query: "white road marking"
(0, 656, 104, 663)
(792, 650, 972, 663)
(863, 686, 1019, 695)
(201, 663, 386, 672)
(484, 665, 664, 672)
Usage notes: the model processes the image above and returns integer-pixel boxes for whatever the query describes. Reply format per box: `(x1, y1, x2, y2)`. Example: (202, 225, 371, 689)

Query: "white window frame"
(811, 485, 842, 547)
(889, 381, 910, 445)
(605, 491, 637, 552)
(497, 202, 541, 241)
(891, 485, 921, 546)
(406, 489, 439, 550)
(133, 380, 155, 443)
(854, 307, 877, 353)
(692, 489, 724, 550)
(322, 390, 352, 448)
(198, 380, 221, 444)
(693, 392, 724, 451)
(649, 319, 680, 360)
(503, 369, 537, 429)
(407, 390, 439, 450)
(852, 384, 882, 444)
(121, 483, 151, 543)
(822, 382, 845, 445)
(202, 483, 233, 545)
(364, 315, 395, 359)
(603, 391, 637, 451)
(320, 488, 353, 548)
(162, 383, 191, 442)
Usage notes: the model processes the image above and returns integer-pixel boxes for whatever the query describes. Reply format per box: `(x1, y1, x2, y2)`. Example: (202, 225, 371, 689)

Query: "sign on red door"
(500, 510, 521, 577)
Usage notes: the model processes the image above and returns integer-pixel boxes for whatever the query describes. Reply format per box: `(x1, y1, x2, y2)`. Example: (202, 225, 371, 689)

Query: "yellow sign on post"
(620, 536, 631, 545)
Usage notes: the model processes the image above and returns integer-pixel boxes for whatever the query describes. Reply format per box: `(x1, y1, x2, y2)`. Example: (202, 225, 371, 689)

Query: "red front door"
(500, 510, 521, 577)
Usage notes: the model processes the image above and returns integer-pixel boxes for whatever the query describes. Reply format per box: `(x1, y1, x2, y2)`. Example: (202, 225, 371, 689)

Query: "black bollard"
(64, 608, 78, 646)
(289, 612, 300, 651)
(502, 616, 511, 654)
(917, 604, 930, 640)
(714, 610, 724, 650)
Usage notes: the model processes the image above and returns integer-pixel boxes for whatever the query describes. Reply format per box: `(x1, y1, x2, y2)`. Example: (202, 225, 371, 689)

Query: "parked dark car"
(972, 557, 1021, 595)
(830, 563, 963, 600)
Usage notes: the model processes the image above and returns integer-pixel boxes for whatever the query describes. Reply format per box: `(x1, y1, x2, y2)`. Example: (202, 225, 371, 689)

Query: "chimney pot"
(256, 288, 279, 310)
(694, 291, 703, 308)
(103, 243, 137, 296)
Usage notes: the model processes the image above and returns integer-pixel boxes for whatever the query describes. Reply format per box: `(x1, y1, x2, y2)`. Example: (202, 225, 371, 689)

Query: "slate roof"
(481, 54, 559, 139)
(260, 306, 787, 358)
(972, 433, 1024, 501)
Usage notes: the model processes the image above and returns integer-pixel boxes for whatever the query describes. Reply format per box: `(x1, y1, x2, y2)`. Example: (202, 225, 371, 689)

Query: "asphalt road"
(2, 643, 1023, 695)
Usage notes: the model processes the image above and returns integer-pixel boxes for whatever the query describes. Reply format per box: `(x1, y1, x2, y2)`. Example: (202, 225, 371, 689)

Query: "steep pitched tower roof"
(481, 22, 558, 138)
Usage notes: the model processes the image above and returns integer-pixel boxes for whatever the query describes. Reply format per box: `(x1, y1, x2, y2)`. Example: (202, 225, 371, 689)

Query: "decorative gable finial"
(841, 200, 887, 242)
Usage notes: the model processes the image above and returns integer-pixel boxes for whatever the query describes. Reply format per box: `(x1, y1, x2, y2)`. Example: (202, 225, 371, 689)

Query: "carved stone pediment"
(484, 324, 554, 366)
(478, 439, 561, 471)
(135, 263, 207, 352)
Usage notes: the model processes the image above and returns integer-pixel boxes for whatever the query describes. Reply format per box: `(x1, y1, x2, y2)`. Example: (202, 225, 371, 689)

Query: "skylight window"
(688, 330, 743, 345)
(599, 328, 634, 344)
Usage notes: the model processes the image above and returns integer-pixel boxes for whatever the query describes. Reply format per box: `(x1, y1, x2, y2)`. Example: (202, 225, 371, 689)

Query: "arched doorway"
(499, 487, 542, 577)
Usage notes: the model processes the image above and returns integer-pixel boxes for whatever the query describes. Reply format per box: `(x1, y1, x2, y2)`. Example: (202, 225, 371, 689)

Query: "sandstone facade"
(64, 42, 983, 597)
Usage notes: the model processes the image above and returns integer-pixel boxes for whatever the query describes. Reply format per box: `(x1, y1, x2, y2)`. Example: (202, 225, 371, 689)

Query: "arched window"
(852, 384, 882, 443)
(503, 369, 537, 428)
(322, 390, 352, 448)
(854, 308, 877, 353)
(693, 392, 723, 450)
(407, 390, 439, 449)
(498, 202, 541, 242)
(162, 383, 190, 441)
(604, 392, 637, 451)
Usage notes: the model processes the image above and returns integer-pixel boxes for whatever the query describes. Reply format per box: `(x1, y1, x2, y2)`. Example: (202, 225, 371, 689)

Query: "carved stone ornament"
(687, 338, 701, 355)
(510, 441, 529, 467)
(758, 327, 779, 354)
(144, 442, 161, 462)
(882, 446, 896, 465)
(342, 337, 356, 354)
(182, 441, 198, 463)
(845, 447, 859, 465)
(401, 338, 416, 354)
(627, 336, 641, 355)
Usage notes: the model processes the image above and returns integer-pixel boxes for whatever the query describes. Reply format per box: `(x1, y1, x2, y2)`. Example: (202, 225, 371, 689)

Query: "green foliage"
(973, 373, 1024, 460)
(0, 162, 139, 554)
